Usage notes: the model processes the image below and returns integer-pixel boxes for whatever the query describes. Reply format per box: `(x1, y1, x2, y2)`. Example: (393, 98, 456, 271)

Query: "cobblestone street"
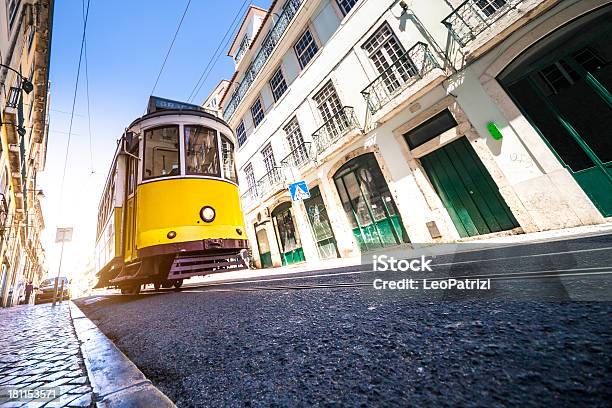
(0, 304, 93, 408)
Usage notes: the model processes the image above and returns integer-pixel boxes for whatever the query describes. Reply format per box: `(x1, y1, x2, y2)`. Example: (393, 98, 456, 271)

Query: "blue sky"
(40, 0, 271, 279)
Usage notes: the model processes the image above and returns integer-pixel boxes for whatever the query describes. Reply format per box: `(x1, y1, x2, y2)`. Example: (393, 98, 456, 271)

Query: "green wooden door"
(303, 186, 339, 259)
(421, 137, 519, 238)
(272, 203, 305, 266)
(500, 17, 612, 217)
(255, 226, 273, 268)
(333, 153, 410, 251)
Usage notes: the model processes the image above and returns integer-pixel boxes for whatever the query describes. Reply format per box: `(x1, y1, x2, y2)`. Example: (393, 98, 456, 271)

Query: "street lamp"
(0, 63, 34, 94)
(0, 121, 27, 137)
(23, 188, 45, 198)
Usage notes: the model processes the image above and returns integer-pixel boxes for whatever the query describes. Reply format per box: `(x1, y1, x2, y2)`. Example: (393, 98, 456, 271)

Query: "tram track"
(175, 266, 612, 293)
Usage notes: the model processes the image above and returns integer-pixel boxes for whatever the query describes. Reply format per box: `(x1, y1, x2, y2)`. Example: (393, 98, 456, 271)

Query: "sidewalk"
(0, 302, 174, 408)
(0, 303, 93, 407)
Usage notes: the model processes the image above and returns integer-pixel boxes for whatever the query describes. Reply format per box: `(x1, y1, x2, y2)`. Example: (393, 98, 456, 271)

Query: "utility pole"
(52, 240, 65, 306)
(52, 227, 73, 306)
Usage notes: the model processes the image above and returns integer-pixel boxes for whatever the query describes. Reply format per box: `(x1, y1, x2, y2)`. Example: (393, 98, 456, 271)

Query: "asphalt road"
(75, 233, 612, 407)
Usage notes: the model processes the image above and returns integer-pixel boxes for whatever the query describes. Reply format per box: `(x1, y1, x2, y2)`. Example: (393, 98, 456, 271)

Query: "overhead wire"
(187, 0, 250, 103)
(57, 0, 90, 221)
(82, 0, 94, 175)
(149, 0, 193, 97)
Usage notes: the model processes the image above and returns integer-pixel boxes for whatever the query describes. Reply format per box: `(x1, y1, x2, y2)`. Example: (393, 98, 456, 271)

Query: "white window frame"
(269, 67, 288, 102)
(236, 120, 247, 146)
(250, 97, 265, 128)
(335, 0, 359, 16)
(294, 27, 320, 69)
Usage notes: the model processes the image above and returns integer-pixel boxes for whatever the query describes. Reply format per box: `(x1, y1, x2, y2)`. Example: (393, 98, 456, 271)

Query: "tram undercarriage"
(95, 248, 249, 294)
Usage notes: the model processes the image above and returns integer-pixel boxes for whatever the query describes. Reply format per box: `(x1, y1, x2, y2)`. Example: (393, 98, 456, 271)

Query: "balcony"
(256, 167, 285, 195)
(442, 0, 523, 47)
(240, 186, 259, 209)
(361, 42, 440, 115)
(224, 0, 303, 121)
(312, 107, 360, 155)
(280, 142, 313, 168)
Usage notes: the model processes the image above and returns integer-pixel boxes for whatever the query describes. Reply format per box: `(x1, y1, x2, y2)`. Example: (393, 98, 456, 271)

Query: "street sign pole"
(52, 227, 73, 306)
(51, 241, 65, 306)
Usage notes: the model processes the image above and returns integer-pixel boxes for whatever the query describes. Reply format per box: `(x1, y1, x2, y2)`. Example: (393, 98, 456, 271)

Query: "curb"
(69, 301, 176, 407)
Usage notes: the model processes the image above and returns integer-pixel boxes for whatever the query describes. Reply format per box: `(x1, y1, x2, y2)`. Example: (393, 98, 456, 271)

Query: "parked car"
(35, 277, 71, 304)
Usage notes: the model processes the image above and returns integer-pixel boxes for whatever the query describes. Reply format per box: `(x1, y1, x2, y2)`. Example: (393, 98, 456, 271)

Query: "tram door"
(500, 11, 612, 216)
(124, 156, 138, 261)
(333, 153, 409, 251)
(272, 202, 305, 265)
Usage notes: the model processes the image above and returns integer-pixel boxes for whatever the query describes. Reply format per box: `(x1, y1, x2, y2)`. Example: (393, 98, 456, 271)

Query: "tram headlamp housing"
(200, 206, 216, 223)
(167, 231, 177, 239)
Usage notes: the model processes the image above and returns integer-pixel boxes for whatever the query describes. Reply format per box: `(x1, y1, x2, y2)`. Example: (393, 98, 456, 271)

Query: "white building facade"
(219, 0, 611, 268)
(0, 0, 52, 306)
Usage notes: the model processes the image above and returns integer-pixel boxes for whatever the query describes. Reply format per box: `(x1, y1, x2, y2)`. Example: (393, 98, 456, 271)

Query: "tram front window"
(185, 125, 220, 176)
(143, 126, 180, 180)
(221, 135, 237, 183)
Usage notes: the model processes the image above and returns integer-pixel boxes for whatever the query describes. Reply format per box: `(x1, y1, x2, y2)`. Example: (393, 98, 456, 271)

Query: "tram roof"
(127, 108, 231, 130)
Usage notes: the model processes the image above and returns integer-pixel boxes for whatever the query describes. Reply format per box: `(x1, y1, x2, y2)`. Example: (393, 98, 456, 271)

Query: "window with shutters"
(270, 67, 288, 102)
(244, 163, 256, 191)
(251, 98, 265, 127)
(284, 117, 308, 166)
(294, 29, 319, 69)
(336, 0, 358, 16)
(236, 121, 247, 146)
(313, 81, 350, 140)
(262, 143, 276, 174)
(362, 23, 417, 93)
(475, 0, 507, 17)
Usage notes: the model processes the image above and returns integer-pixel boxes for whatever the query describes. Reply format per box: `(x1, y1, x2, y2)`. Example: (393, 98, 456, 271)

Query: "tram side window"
(143, 126, 180, 180)
(185, 125, 220, 176)
(221, 135, 237, 183)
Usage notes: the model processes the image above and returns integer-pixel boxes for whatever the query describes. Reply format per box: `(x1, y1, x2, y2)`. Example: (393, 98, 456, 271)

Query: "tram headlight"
(200, 206, 216, 223)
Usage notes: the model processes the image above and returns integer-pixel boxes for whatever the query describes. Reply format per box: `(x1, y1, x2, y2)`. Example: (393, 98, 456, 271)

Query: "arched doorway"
(271, 202, 305, 265)
(498, 6, 612, 216)
(254, 224, 273, 268)
(303, 186, 339, 259)
(333, 153, 409, 251)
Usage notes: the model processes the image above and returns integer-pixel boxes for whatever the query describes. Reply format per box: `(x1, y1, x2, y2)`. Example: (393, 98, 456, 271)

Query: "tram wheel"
(172, 279, 183, 289)
(120, 285, 141, 295)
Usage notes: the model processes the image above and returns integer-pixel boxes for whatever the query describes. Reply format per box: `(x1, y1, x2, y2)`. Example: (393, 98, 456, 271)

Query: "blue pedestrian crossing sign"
(289, 180, 311, 201)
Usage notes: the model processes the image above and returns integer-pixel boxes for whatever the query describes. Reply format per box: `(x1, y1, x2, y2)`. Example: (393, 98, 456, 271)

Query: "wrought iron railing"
(240, 186, 259, 208)
(256, 167, 285, 194)
(6, 86, 20, 108)
(442, 0, 522, 47)
(235, 38, 252, 64)
(280, 142, 313, 168)
(224, 0, 303, 121)
(312, 107, 359, 155)
(0, 195, 8, 246)
(361, 42, 439, 115)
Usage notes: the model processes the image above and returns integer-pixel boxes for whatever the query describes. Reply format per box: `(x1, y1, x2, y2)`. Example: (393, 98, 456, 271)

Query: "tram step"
(168, 253, 247, 280)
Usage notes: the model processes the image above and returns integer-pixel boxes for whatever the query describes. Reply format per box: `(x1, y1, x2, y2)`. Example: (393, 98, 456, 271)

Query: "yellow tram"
(95, 97, 248, 294)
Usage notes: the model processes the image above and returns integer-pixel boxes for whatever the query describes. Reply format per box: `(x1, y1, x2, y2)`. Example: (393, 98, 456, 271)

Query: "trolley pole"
(52, 227, 73, 306)
(51, 240, 65, 306)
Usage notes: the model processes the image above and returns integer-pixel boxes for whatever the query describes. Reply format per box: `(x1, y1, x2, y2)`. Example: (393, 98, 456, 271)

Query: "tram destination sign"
(147, 96, 205, 114)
